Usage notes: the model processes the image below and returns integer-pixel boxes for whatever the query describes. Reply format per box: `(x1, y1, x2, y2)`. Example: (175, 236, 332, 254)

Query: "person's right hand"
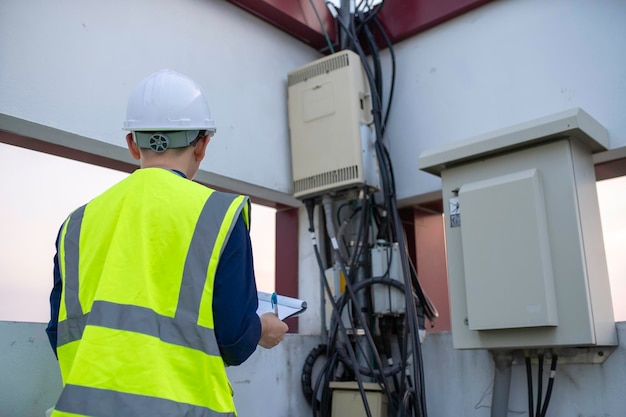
(258, 312, 289, 349)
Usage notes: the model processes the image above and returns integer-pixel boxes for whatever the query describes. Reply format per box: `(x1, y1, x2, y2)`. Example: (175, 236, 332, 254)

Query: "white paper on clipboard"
(257, 291, 307, 321)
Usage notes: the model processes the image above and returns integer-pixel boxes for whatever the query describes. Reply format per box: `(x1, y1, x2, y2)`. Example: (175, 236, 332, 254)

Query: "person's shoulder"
(209, 189, 247, 199)
(208, 190, 249, 205)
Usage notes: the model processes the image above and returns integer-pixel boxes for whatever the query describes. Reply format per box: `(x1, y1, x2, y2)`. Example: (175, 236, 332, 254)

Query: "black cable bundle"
(303, 198, 381, 417)
(300, 2, 435, 416)
(525, 353, 559, 417)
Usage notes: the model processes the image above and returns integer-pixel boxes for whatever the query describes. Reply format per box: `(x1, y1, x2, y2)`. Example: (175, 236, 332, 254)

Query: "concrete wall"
(0, 321, 322, 417)
(3, 321, 624, 417)
(0, 0, 320, 206)
(0, 322, 62, 417)
(423, 323, 626, 417)
(382, 0, 626, 203)
(296, 207, 325, 336)
(3, 1, 625, 206)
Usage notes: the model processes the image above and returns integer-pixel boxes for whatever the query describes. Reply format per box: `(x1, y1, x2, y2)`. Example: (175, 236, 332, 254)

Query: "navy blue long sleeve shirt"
(46, 196, 261, 367)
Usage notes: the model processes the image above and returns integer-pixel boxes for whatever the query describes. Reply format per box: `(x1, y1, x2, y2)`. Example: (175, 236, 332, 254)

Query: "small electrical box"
(419, 108, 617, 350)
(371, 243, 406, 316)
(330, 382, 387, 417)
(287, 50, 380, 199)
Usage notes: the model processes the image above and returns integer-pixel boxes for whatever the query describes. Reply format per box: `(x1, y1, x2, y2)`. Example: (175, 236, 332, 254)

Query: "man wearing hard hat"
(45, 69, 288, 417)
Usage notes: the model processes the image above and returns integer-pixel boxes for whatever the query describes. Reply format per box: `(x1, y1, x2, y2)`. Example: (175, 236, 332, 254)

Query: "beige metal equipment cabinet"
(419, 108, 617, 350)
(329, 382, 387, 417)
(287, 50, 380, 200)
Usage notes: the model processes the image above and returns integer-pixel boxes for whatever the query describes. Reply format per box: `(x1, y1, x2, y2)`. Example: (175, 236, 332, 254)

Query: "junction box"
(419, 108, 617, 350)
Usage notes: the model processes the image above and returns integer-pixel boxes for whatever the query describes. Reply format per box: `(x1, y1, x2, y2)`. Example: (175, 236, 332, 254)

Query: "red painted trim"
(595, 157, 626, 181)
(275, 206, 300, 333)
(400, 208, 418, 266)
(400, 207, 450, 333)
(376, 0, 495, 45)
(414, 208, 451, 333)
(228, 0, 493, 53)
(227, 0, 337, 52)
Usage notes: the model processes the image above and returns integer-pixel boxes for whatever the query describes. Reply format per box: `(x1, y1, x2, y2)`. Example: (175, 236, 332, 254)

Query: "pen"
(271, 292, 279, 317)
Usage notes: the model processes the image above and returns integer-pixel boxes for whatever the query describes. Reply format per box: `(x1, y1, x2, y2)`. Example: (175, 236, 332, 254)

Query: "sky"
(0, 142, 624, 324)
(0, 142, 275, 323)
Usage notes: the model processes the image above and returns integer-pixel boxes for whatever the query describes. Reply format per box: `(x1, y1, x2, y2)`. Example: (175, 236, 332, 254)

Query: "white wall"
(422, 322, 626, 417)
(0, 0, 320, 205)
(2, 1, 624, 205)
(0, 321, 322, 417)
(5, 321, 625, 417)
(297, 206, 325, 336)
(0, 322, 62, 417)
(382, 0, 626, 203)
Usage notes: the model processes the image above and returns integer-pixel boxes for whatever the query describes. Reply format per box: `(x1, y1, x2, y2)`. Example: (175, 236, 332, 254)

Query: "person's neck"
(141, 162, 190, 179)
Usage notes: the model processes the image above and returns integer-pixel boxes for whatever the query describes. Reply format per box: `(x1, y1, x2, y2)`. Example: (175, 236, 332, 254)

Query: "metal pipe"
(339, 0, 353, 50)
(490, 350, 513, 417)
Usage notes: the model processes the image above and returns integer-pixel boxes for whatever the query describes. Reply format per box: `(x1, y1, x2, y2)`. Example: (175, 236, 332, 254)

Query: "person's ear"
(193, 135, 211, 162)
(126, 133, 141, 161)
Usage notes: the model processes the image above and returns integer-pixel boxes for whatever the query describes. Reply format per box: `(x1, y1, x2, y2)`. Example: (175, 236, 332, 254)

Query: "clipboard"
(257, 291, 307, 321)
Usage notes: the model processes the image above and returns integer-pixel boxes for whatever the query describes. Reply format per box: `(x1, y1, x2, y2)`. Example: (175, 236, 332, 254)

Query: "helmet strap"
(133, 130, 205, 152)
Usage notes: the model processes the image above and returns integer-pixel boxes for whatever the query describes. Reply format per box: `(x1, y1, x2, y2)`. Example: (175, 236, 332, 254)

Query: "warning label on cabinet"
(449, 197, 460, 228)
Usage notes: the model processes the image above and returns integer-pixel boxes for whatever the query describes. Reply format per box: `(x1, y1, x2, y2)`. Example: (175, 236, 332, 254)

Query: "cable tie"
(549, 370, 556, 378)
(330, 237, 339, 250)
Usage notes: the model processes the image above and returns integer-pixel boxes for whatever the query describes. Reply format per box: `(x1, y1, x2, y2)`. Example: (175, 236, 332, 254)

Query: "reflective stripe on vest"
(62, 204, 86, 322)
(54, 181, 247, 416)
(54, 384, 234, 417)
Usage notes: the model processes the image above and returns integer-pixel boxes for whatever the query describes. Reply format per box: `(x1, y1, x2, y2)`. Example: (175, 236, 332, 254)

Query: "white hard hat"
(123, 69, 216, 136)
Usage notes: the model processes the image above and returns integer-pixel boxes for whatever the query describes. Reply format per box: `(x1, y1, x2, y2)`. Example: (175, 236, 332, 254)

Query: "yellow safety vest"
(52, 168, 250, 417)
